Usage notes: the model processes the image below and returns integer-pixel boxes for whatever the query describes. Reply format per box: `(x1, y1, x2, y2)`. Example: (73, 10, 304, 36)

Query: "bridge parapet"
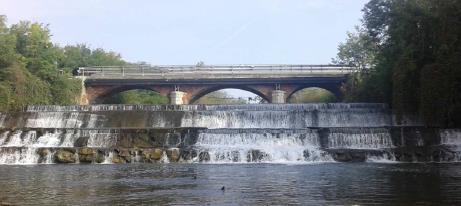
(76, 64, 356, 79)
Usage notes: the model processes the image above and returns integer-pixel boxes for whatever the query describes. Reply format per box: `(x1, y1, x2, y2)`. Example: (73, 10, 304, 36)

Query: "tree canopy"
(335, 0, 461, 127)
(0, 15, 129, 110)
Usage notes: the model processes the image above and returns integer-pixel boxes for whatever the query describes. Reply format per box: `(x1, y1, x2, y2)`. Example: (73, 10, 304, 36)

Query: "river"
(0, 103, 460, 205)
(0, 163, 460, 205)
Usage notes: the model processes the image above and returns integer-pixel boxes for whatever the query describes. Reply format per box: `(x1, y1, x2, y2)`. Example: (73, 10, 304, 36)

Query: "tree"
(338, 0, 461, 127)
(103, 90, 168, 105)
(333, 26, 379, 101)
(332, 26, 377, 72)
(0, 16, 19, 68)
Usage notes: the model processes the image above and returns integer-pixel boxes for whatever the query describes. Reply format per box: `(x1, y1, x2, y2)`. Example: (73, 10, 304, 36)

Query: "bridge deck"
(77, 64, 355, 80)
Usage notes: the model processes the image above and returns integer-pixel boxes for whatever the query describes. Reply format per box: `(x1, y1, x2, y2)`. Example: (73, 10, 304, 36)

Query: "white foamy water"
(11, 104, 393, 129)
(440, 129, 461, 146)
(195, 130, 331, 163)
(0, 129, 119, 164)
(0, 113, 6, 128)
(0, 148, 39, 164)
(25, 112, 83, 128)
(327, 128, 394, 149)
(0, 103, 459, 165)
(87, 131, 118, 147)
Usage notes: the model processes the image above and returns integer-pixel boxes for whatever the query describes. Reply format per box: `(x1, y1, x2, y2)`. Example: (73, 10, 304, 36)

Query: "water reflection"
(0, 163, 460, 205)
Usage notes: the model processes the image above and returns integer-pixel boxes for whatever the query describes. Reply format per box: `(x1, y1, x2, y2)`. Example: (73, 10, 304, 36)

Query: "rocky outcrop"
(327, 149, 367, 162)
(141, 148, 163, 162)
(166, 148, 180, 162)
(54, 149, 76, 163)
(78, 147, 95, 163)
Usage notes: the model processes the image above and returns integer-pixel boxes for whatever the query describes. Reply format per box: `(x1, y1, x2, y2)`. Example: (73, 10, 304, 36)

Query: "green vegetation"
(288, 88, 336, 103)
(335, 0, 461, 127)
(195, 91, 248, 104)
(103, 90, 168, 104)
(0, 15, 130, 110)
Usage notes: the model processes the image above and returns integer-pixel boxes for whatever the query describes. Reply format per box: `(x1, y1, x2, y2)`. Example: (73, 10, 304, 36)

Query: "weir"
(0, 103, 460, 164)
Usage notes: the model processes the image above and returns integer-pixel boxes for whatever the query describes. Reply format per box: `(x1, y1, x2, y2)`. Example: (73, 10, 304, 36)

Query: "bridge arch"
(286, 86, 342, 103)
(89, 85, 168, 104)
(189, 86, 271, 104)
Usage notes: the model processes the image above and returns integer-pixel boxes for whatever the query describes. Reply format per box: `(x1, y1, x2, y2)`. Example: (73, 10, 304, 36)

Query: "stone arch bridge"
(76, 64, 355, 105)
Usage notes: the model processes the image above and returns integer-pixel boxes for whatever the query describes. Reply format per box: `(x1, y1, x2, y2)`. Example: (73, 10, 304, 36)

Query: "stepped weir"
(0, 103, 460, 164)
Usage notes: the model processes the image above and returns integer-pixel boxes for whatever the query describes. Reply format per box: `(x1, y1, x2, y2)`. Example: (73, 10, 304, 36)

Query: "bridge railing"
(76, 64, 357, 78)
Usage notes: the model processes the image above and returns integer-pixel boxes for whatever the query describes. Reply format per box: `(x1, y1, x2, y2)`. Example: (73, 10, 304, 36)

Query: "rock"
(330, 150, 366, 162)
(151, 148, 163, 161)
(77, 148, 95, 163)
(117, 148, 132, 162)
(54, 150, 76, 163)
(199, 151, 210, 162)
(79, 147, 95, 155)
(303, 149, 310, 160)
(180, 149, 198, 161)
(111, 154, 126, 164)
(167, 148, 180, 162)
(79, 155, 93, 163)
(141, 148, 163, 162)
(37, 148, 51, 158)
(95, 150, 105, 163)
(247, 149, 268, 162)
(37, 148, 52, 163)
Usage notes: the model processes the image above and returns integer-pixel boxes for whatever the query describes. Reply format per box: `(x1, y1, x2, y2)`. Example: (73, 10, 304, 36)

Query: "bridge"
(76, 64, 355, 105)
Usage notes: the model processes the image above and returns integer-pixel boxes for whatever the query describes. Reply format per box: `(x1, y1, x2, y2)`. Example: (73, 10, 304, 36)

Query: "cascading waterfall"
(11, 103, 392, 129)
(0, 114, 6, 128)
(25, 112, 84, 128)
(194, 129, 331, 163)
(0, 129, 119, 164)
(327, 128, 394, 149)
(440, 129, 461, 146)
(0, 103, 458, 164)
(25, 103, 389, 112)
(87, 130, 119, 148)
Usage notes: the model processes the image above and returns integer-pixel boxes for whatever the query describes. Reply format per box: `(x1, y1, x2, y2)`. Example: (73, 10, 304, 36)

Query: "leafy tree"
(0, 15, 19, 68)
(288, 88, 336, 103)
(88, 48, 125, 66)
(59, 44, 92, 70)
(338, 0, 461, 127)
(332, 26, 377, 72)
(0, 63, 51, 110)
(103, 90, 168, 104)
(333, 26, 380, 101)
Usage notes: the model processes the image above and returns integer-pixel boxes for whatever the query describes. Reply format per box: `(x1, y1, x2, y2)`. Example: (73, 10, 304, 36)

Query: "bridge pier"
(169, 91, 186, 105)
(271, 90, 286, 104)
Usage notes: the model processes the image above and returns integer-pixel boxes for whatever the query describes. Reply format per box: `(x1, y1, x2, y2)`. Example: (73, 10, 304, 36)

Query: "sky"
(0, 0, 368, 98)
(0, 0, 368, 65)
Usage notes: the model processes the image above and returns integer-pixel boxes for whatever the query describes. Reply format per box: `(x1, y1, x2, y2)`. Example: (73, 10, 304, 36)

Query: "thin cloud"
(210, 17, 258, 50)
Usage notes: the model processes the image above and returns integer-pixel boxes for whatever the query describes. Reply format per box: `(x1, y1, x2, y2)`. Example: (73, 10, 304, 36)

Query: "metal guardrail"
(76, 64, 356, 78)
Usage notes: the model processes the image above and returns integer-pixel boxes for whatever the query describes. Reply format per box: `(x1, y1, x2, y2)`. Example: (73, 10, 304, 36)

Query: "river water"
(1, 104, 460, 205)
(0, 163, 460, 205)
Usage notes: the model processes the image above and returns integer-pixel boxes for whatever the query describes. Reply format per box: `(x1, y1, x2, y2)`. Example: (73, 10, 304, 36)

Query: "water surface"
(0, 163, 460, 205)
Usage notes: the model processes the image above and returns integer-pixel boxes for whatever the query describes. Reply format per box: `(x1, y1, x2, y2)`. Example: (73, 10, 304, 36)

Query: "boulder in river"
(54, 149, 76, 163)
(78, 147, 95, 163)
(167, 148, 180, 162)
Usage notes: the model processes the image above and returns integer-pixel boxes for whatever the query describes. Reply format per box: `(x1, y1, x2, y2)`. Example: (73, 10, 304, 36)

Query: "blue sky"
(0, 0, 367, 65)
(0, 0, 368, 98)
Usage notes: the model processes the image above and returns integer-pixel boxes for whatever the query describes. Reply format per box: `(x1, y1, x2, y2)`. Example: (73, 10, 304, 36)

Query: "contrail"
(210, 17, 258, 50)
